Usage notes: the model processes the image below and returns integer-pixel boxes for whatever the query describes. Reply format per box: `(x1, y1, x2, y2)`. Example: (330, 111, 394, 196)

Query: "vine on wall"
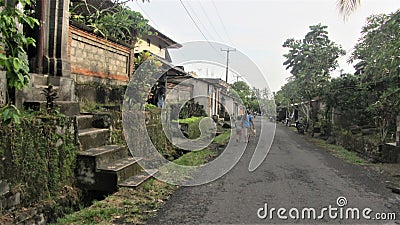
(0, 0, 39, 123)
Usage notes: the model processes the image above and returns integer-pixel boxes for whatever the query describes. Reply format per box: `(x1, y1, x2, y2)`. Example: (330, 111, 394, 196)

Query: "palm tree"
(337, 0, 361, 19)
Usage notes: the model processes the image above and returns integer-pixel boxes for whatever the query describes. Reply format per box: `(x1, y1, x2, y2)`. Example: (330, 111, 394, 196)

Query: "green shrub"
(145, 104, 157, 111)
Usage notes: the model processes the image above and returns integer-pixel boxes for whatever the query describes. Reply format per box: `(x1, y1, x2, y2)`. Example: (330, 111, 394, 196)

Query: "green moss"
(174, 117, 205, 139)
(0, 115, 78, 207)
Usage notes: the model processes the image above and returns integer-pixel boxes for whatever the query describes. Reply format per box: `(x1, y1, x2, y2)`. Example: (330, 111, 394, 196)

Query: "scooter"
(295, 121, 305, 134)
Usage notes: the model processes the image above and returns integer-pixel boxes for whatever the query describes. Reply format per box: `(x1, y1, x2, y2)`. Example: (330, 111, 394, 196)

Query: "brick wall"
(69, 25, 132, 82)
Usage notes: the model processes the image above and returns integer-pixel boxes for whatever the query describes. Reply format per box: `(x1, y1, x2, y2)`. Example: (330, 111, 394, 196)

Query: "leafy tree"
(231, 81, 251, 101)
(322, 73, 373, 136)
(282, 24, 345, 134)
(349, 10, 400, 141)
(230, 81, 259, 112)
(257, 88, 275, 116)
(0, 0, 39, 124)
(70, 0, 152, 42)
(274, 78, 301, 107)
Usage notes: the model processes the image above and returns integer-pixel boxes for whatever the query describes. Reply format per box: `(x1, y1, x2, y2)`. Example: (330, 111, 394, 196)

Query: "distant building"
(135, 27, 181, 62)
(194, 78, 241, 118)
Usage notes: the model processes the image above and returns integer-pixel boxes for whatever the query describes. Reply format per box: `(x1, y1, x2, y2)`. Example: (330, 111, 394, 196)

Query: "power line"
(179, 0, 223, 58)
(134, 1, 160, 30)
(179, 0, 212, 42)
(185, 1, 217, 41)
(197, 1, 225, 43)
(131, 1, 212, 81)
(211, 1, 236, 47)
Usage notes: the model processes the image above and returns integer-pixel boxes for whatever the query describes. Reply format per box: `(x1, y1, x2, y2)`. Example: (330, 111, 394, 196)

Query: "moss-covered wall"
(0, 116, 78, 207)
(110, 109, 184, 160)
(334, 129, 397, 162)
(76, 83, 126, 107)
(177, 117, 204, 139)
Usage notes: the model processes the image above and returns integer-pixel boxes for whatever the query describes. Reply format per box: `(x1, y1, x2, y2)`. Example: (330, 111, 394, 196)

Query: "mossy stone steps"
(78, 128, 110, 151)
(76, 115, 156, 192)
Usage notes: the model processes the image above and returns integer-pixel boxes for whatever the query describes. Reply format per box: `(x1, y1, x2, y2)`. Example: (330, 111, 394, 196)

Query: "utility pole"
(221, 48, 236, 83)
(233, 73, 241, 83)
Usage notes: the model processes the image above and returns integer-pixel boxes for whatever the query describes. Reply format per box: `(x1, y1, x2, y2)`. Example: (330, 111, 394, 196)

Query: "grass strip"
(308, 138, 370, 165)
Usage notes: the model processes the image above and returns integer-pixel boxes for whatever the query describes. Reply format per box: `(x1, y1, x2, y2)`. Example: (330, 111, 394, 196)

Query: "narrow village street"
(148, 117, 400, 224)
(2, 1, 400, 224)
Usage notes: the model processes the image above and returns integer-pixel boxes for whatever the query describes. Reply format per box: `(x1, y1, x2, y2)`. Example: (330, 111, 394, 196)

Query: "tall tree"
(337, 0, 361, 20)
(230, 81, 259, 112)
(283, 24, 345, 134)
(349, 10, 400, 141)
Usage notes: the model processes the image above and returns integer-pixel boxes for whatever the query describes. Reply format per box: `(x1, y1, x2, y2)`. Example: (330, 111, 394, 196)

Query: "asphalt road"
(148, 117, 400, 224)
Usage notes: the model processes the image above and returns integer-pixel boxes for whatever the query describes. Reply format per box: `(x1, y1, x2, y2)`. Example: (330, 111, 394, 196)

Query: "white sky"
(129, 0, 400, 92)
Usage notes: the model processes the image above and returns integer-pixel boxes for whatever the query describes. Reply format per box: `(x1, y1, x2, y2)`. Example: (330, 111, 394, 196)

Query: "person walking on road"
(243, 110, 255, 142)
(234, 115, 244, 143)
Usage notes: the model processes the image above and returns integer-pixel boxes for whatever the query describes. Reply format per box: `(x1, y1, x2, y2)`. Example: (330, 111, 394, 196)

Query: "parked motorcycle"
(295, 120, 305, 134)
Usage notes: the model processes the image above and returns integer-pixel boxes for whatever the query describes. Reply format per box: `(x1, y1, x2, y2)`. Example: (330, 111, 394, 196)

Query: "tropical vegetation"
(277, 9, 400, 143)
(0, 0, 39, 123)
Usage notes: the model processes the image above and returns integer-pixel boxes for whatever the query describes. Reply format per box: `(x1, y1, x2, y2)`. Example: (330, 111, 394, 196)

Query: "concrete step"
(23, 101, 80, 116)
(76, 114, 94, 130)
(78, 128, 110, 150)
(97, 157, 142, 183)
(31, 74, 48, 86)
(32, 84, 60, 90)
(119, 169, 158, 188)
(16, 74, 75, 108)
(19, 85, 60, 102)
(47, 76, 76, 101)
(78, 145, 128, 169)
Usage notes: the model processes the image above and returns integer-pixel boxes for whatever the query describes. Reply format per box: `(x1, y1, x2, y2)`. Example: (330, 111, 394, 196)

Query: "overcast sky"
(129, 0, 400, 92)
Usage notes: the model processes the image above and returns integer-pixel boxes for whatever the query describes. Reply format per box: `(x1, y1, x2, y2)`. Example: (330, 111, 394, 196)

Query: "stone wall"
(0, 116, 77, 208)
(76, 83, 126, 105)
(335, 129, 399, 163)
(0, 180, 20, 210)
(69, 25, 133, 83)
